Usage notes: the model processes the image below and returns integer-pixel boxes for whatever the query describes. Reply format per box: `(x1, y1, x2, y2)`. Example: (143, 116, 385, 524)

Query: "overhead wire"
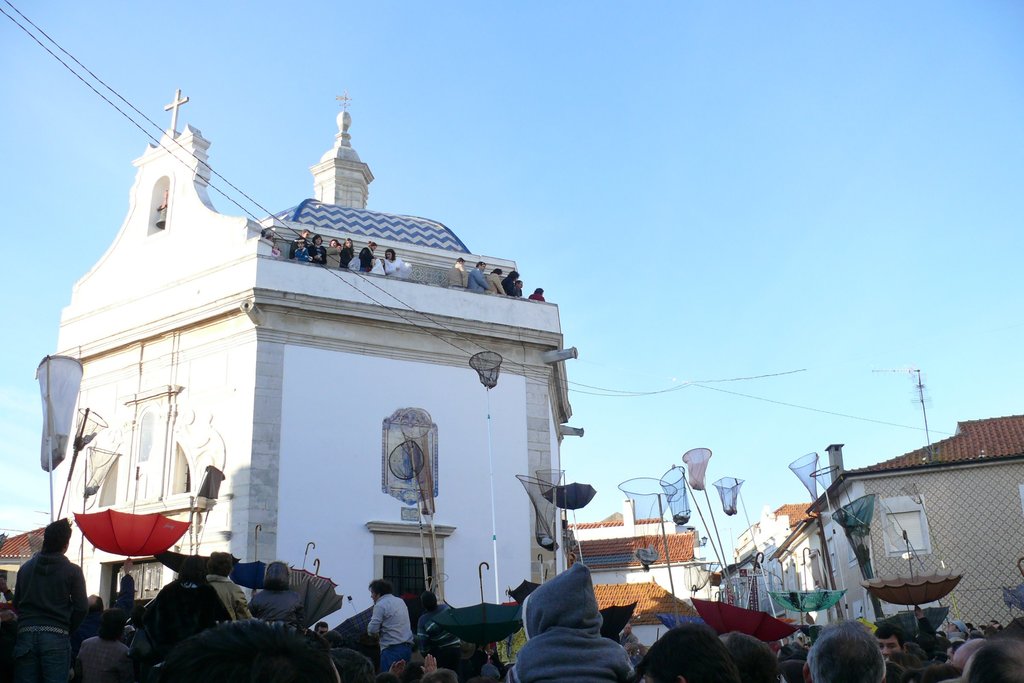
(0, 3, 952, 437)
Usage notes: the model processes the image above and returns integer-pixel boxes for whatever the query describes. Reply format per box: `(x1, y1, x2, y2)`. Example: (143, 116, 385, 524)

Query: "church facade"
(53, 106, 577, 616)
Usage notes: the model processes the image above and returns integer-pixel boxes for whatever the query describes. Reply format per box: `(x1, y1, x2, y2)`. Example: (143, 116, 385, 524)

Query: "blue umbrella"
(230, 561, 267, 589)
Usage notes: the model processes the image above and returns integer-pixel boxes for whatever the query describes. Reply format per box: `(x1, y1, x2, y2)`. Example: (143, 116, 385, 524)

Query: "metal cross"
(164, 88, 190, 137)
(336, 90, 351, 112)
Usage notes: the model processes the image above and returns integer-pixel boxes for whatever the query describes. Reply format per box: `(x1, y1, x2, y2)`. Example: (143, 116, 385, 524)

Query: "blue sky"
(2, 2, 1022, 552)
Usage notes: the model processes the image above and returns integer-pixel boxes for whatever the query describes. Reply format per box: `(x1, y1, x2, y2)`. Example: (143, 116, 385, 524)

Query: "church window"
(383, 555, 433, 597)
(150, 177, 170, 235)
(138, 411, 160, 464)
(171, 445, 191, 494)
(99, 458, 119, 507)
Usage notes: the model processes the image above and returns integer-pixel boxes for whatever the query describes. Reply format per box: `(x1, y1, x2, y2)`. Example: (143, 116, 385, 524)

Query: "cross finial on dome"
(336, 90, 352, 112)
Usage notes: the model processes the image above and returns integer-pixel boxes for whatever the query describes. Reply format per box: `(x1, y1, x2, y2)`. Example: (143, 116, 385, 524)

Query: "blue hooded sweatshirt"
(510, 563, 632, 683)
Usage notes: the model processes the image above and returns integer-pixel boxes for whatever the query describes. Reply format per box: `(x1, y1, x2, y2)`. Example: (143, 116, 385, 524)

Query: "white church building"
(51, 102, 578, 618)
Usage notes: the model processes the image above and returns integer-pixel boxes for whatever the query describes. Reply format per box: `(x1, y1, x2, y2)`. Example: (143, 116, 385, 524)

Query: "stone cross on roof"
(336, 90, 351, 112)
(164, 88, 190, 138)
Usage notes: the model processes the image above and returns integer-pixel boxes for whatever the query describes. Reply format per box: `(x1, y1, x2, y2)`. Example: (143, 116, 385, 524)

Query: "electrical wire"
(0, 4, 957, 439)
(689, 383, 953, 435)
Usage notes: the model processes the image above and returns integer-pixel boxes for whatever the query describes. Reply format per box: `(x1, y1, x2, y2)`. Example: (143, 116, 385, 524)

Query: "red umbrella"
(691, 598, 798, 642)
(75, 510, 189, 556)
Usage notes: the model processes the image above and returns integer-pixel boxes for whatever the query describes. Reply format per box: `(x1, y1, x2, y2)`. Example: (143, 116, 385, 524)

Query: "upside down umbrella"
(432, 602, 523, 645)
(289, 568, 344, 628)
(691, 598, 798, 642)
(657, 614, 705, 629)
(542, 482, 598, 510)
(598, 603, 637, 641)
(334, 607, 374, 641)
(230, 561, 267, 590)
(508, 580, 540, 605)
(154, 551, 240, 573)
(862, 572, 963, 606)
(768, 590, 846, 613)
(875, 607, 949, 637)
(76, 510, 188, 556)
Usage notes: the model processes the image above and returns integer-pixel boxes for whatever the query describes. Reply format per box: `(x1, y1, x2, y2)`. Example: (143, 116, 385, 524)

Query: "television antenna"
(873, 367, 934, 460)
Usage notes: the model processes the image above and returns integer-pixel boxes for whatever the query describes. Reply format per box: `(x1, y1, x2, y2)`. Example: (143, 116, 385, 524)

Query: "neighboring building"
(47, 107, 578, 616)
(573, 500, 713, 601)
(594, 581, 698, 646)
(795, 417, 1024, 624)
(729, 503, 814, 618)
(0, 528, 44, 588)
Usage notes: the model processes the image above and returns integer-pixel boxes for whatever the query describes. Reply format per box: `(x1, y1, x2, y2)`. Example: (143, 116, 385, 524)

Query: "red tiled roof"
(572, 517, 662, 530)
(594, 581, 697, 625)
(579, 533, 695, 569)
(855, 415, 1024, 473)
(773, 503, 812, 530)
(0, 528, 44, 559)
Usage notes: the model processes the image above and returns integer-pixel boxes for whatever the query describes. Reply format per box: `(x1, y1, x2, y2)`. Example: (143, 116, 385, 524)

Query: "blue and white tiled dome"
(274, 199, 470, 253)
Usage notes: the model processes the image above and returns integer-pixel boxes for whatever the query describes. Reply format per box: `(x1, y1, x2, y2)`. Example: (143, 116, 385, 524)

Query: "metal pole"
(45, 358, 54, 521)
(682, 478, 729, 597)
(703, 488, 733, 603)
(485, 389, 500, 602)
(656, 495, 679, 621)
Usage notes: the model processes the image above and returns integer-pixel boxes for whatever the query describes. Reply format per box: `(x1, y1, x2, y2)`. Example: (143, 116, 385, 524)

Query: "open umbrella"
(433, 561, 523, 645)
(691, 598, 798, 642)
(657, 614, 705, 629)
(433, 603, 523, 645)
(875, 607, 949, 636)
(862, 572, 963, 606)
(289, 567, 344, 629)
(75, 510, 188, 556)
(599, 603, 636, 641)
(154, 551, 240, 573)
(231, 561, 267, 590)
(334, 606, 374, 641)
(768, 590, 846, 613)
(542, 482, 597, 510)
(508, 580, 540, 605)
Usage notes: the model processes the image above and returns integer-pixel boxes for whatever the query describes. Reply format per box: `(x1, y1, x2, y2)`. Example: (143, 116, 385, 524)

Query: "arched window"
(139, 412, 158, 464)
(150, 177, 170, 235)
(99, 458, 119, 507)
(171, 445, 191, 494)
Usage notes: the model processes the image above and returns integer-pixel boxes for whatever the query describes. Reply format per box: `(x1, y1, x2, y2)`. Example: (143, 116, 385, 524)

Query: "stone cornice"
(365, 521, 456, 538)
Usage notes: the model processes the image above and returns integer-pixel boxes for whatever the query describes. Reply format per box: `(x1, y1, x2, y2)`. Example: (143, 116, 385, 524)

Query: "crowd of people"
(447, 258, 544, 301)
(267, 229, 547, 300)
(4, 519, 1023, 683)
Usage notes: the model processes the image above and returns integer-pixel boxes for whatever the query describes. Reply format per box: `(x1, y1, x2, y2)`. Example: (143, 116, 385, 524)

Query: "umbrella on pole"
(334, 606, 374, 641)
(542, 482, 597, 510)
(598, 603, 636, 641)
(862, 572, 963, 606)
(230, 561, 267, 590)
(691, 598, 798, 642)
(433, 561, 523, 646)
(154, 551, 240, 573)
(508, 580, 540, 605)
(289, 565, 344, 629)
(75, 510, 188, 557)
(768, 590, 846, 613)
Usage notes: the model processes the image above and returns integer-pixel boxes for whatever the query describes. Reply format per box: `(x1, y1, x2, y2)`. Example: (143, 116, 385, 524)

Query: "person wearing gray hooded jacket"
(508, 563, 632, 683)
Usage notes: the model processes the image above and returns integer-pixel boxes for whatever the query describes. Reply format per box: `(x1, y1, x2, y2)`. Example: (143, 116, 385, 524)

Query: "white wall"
(277, 345, 533, 617)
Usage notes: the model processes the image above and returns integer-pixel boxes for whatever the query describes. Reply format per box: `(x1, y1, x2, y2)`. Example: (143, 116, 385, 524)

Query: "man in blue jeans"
(366, 579, 412, 673)
(12, 519, 87, 683)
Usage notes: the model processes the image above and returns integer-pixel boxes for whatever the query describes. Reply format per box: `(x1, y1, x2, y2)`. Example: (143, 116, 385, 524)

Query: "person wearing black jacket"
(12, 518, 88, 683)
(501, 271, 521, 297)
(358, 241, 377, 272)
